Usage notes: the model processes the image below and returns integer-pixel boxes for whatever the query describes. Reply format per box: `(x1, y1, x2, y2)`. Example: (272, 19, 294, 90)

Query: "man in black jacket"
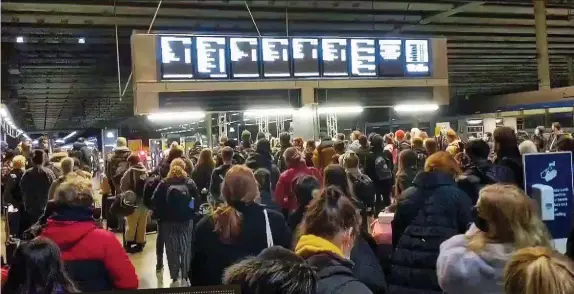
(246, 139, 280, 191)
(72, 137, 92, 170)
(209, 147, 234, 205)
(20, 149, 56, 228)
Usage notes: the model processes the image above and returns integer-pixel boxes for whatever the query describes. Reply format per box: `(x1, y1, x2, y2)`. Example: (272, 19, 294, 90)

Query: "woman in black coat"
(493, 126, 524, 187)
(191, 165, 292, 286)
(389, 151, 472, 294)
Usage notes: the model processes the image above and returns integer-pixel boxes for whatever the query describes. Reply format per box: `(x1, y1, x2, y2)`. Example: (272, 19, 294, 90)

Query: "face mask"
(472, 206, 489, 233)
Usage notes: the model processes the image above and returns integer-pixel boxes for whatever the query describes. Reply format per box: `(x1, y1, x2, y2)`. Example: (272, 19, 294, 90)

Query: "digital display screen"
(230, 37, 260, 78)
(350, 39, 376, 77)
(378, 39, 405, 76)
(321, 38, 348, 76)
(195, 37, 227, 78)
(405, 39, 430, 74)
(262, 38, 290, 77)
(160, 36, 194, 79)
(157, 35, 431, 80)
(292, 38, 319, 77)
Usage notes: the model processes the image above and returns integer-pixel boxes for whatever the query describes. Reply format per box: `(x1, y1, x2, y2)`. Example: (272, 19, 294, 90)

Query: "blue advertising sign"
(523, 152, 574, 253)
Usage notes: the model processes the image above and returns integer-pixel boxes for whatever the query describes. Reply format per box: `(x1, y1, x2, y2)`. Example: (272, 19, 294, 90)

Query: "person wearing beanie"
(105, 137, 132, 196)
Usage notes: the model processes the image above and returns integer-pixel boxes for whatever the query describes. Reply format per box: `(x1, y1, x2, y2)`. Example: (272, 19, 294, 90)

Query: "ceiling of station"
(2, 0, 573, 131)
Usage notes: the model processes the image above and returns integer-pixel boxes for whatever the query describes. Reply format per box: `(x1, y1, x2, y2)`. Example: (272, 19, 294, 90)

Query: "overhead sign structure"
(523, 152, 574, 253)
(158, 35, 431, 80)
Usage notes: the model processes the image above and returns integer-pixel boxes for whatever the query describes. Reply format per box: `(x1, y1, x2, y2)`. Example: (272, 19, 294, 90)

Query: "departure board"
(195, 37, 227, 78)
(160, 36, 194, 79)
(405, 39, 430, 74)
(292, 38, 319, 77)
(230, 37, 260, 78)
(322, 38, 348, 76)
(262, 38, 290, 77)
(350, 39, 376, 77)
(157, 35, 431, 80)
(378, 39, 405, 76)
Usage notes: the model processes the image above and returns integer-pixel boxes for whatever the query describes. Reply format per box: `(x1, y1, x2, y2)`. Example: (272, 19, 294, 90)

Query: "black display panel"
(350, 39, 376, 77)
(292, 38, 319, 77)
(230, 37, 260, 78)
(378, 39, 405, 76)
(160, 36, 194, 79)
(261, 38, 290, 78)
(405, 39, 430, 74)
(195, 37, 227, 78)
(321, 38, 349, 76)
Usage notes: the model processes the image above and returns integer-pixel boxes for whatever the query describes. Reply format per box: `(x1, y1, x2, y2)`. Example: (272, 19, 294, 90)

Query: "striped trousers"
(161, 220, 194, 281)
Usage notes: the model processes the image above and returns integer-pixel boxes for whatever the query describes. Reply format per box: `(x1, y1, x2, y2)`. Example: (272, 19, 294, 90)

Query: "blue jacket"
(389, 171, 472, 294)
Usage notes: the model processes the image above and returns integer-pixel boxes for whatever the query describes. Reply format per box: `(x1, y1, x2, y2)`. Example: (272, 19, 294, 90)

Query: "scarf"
(295, 234, 344, 258)
(50, 205, 95, 222)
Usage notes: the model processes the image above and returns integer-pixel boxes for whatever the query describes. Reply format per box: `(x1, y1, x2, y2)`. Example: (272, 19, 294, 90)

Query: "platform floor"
(121, 233, 173, 289)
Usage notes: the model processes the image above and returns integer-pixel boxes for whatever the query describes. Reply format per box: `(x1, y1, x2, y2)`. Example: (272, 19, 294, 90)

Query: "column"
(567, 56, 574, 86)
(534, 0, 551, 90)
(205, 113, 213, 148)
(292, 87, 320, 140)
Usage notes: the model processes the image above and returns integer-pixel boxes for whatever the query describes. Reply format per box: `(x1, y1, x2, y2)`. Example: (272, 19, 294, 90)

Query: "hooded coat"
(437, 233, 516, 294)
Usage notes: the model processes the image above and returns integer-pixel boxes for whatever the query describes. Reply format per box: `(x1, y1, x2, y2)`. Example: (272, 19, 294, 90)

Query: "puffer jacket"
(437, 232, 516, 294)
(313, 139, 336, 172)
(305, 252, 372, 294)
(389, 171, 472, 294)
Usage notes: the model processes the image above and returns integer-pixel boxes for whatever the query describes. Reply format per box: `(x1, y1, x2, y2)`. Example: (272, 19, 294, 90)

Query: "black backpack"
(374, 156, 393, 181)
(414, 150, 427, 172)
(350, 174, 375, 209)
(166, 183, 195, 220)
(112, 161, 130, 189)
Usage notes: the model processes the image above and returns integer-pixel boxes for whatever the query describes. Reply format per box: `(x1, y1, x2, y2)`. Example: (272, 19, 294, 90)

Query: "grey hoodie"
(436, 229, 515, 294)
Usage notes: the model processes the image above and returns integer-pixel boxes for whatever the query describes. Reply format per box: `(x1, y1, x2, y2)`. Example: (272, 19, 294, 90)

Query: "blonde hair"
(468, 184, 552, 252)
(12, 155, 26, 169)
(167, 158, 187, 179)
(504, 247, 574, 294)
(55, 177, 94, 207)
(213, 165, 259, 243)
(60, 157, 74, 175)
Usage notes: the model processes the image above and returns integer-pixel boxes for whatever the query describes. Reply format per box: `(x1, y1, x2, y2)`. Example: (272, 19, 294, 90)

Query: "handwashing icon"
(540, 161, 557, 182)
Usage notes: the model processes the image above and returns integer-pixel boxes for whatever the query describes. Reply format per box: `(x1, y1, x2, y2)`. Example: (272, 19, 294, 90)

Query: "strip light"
(318, 106, 363, 114)
(394, 103, 439, 113)
(63, 131, 77, 140)
(148, 111, 205, 122)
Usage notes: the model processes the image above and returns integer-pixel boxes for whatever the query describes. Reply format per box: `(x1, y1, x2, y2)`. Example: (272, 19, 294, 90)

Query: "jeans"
(156, 219, 165, 266)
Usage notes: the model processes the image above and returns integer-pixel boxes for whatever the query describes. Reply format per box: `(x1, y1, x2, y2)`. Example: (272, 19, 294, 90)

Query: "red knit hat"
(395, 130, 405, 141)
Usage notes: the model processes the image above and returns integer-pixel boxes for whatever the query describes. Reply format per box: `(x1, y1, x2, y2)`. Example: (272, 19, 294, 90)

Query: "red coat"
(41, 220, 138, 291)
(274, 162, 322, 212)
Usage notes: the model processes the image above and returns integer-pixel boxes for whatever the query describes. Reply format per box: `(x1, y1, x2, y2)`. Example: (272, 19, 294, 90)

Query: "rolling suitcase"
(4, 205, 21, 265)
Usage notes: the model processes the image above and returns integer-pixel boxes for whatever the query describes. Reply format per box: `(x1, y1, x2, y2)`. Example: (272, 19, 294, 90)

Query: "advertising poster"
(523, 152, 574, 253)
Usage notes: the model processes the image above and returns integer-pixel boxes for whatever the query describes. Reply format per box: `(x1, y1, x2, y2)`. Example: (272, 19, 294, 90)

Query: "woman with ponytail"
(295, 186, 373, 294)
(191, 165, 292, 286)
(152, 158, 199, 287)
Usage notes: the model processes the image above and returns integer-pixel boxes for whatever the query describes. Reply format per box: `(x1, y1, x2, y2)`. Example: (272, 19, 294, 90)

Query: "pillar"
(567, 56, 574, 86)
(292, 87, 320, 140)
(206, 113, 213, 148)
(534, 0, 551, 90)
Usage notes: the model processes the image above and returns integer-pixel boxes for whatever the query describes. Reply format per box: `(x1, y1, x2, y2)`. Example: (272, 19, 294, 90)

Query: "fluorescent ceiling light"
(394, 103, 439, 113)
(32, 140, 39, 145)
(78, 37, 86, 44)
(106, 131, 115, 138)
(55, 139, 65, 143)
(63, 131, 77, 140)
(22, 134, 31, 140)
(244, 108, 296, 117)
(147, 111, 205, 122)
(318, 106, 363, 114)
(467, 119, 483, 125)
(16, 36, 24, 43)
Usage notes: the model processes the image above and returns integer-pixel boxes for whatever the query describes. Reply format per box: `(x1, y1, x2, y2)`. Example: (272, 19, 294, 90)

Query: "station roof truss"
(1, 0, 573, 131)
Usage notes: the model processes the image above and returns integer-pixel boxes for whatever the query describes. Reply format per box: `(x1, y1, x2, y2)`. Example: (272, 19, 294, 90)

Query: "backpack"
(414, 150, 427, 172)
(112, 161, 130, 189)
(374, 156, 393, 181)
(69, 149, 85, 166)
(109, 171, 141, 217)
(166, 183, 195, 220)
(350, 174, 375, 210)
(143, 175, 161, 209)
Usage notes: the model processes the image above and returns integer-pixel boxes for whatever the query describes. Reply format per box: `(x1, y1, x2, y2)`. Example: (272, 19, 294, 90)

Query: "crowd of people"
(0, 124, 573, 294)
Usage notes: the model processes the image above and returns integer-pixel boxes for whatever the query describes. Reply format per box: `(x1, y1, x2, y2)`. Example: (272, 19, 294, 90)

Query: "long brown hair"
(196, 148, 215, 169)
(213, 165, 259, 243)
(424, 151, 462, 177)
(504, 247, 574, 294)
(468, 184, 551, 252)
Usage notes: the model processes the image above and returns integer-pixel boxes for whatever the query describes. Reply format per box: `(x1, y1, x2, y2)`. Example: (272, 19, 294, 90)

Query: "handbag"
(263, 209, 274, 248)
(109, 171, 138, 217)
